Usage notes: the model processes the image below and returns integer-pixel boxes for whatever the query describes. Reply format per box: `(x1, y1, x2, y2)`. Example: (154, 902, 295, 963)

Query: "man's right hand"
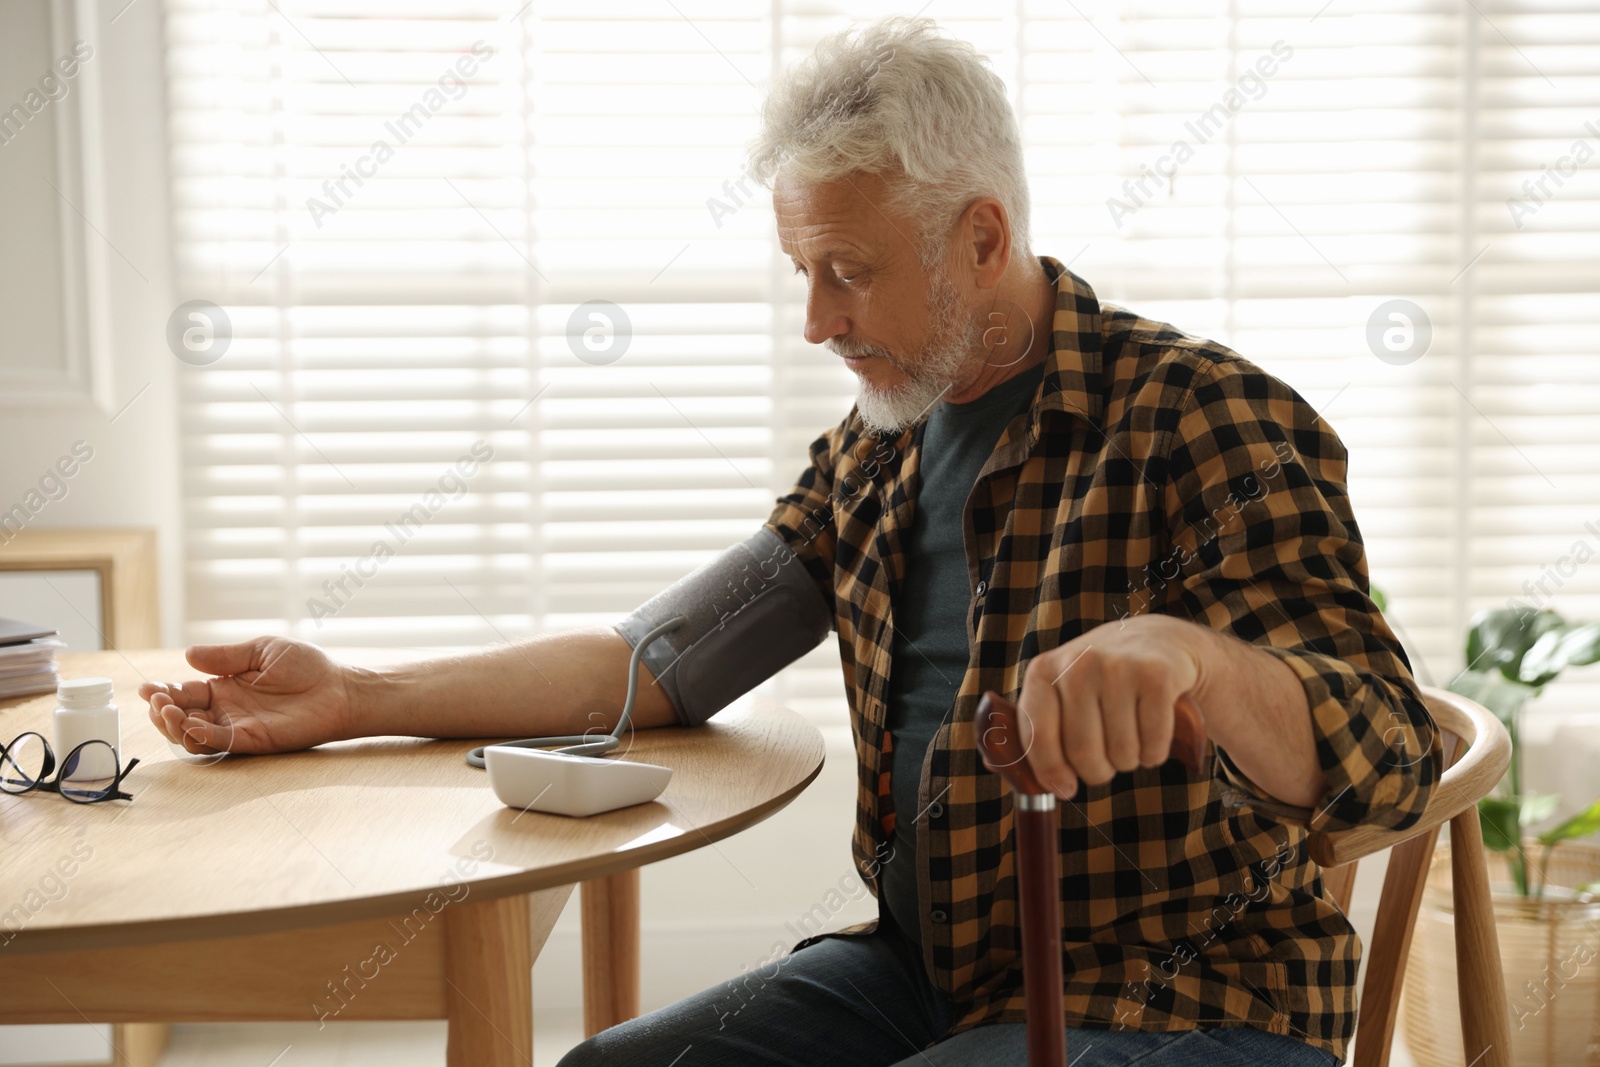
(139, 637, 356, 756)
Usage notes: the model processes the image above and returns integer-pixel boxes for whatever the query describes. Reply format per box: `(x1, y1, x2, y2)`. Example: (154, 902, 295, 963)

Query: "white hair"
(749, 17, 1032, 261)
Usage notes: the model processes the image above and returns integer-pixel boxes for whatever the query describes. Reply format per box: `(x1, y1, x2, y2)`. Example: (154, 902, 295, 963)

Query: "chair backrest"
(1304, 686, 1513, 1067)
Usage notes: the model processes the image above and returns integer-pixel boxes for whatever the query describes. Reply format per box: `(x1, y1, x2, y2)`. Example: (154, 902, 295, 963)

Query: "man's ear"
(962, 196, 1012, 290)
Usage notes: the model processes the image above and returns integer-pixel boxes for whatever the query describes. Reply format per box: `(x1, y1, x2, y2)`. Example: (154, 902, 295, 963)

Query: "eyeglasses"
(0, 732, 140, 803)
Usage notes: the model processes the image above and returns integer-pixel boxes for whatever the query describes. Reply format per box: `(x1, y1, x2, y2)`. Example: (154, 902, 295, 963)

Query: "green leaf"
(1536, 799, 1600, 848)
(1371, 585, 1388, 612)
(1480, 796, 1522, 853)
(1520, 622, 1600, 687)
(1448, 669, 1538, 730)
(1520, 793, 1561, 826)
(1465, 607, 1564, 682)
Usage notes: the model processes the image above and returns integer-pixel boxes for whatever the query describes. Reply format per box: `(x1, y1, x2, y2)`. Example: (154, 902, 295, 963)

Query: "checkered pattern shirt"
(762, 256, 1441, 1062)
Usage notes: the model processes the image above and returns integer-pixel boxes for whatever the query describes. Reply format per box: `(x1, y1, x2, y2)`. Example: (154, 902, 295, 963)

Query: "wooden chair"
(1308, 686, 1513, 1067)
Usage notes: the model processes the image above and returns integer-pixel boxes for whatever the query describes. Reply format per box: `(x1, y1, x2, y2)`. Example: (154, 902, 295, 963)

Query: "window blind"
(167, 0, 1600, 724)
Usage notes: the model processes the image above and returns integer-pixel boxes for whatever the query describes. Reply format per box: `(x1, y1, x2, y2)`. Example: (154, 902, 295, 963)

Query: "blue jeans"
(557, 922, 1342, 1066)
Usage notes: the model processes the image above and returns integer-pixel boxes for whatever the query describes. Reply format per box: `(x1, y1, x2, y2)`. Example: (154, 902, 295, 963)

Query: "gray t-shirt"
(879, 362, 1044, 950)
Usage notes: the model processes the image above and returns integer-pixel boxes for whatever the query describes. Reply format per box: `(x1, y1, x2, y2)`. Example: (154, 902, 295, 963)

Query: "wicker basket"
(1399, 839, 1600, 1067)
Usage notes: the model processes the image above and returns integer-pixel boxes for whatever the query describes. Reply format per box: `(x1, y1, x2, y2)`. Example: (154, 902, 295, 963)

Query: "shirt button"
(930, 909, 948, 924)
(975, 581, 987, 597)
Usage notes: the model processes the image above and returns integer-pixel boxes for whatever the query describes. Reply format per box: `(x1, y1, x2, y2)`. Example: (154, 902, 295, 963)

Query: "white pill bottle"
(54, 677, 120, 780)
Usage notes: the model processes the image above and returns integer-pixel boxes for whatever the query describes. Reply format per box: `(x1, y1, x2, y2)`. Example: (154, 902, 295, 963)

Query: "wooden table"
(0, 650, 825, 1066)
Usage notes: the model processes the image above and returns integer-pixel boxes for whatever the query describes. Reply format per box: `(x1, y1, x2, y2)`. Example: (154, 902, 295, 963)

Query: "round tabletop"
(0, 649, 825, 954)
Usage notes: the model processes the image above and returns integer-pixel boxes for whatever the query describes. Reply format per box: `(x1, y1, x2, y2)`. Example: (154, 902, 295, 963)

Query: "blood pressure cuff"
(613, 527, 833, 727)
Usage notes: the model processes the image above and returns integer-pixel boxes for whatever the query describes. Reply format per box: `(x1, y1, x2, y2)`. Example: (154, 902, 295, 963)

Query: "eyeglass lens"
(1, 733, 47, 794)
(60, 740, 122, 803)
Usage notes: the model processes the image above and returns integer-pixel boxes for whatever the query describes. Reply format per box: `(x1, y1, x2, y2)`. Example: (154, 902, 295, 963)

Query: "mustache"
(825, 337, 889, 358)
(827, 338, 897, 361)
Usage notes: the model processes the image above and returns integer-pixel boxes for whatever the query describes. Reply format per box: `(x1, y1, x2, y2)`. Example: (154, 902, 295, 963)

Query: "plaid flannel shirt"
(762, 256, 1441, 1062)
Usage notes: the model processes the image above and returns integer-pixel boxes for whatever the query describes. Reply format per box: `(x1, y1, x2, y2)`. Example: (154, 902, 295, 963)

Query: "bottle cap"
(58, 677, 116, 708)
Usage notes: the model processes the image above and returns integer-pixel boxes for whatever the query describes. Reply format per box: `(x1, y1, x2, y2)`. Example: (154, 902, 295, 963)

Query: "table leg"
(580, 870, 641, 1037)
(113, 1023, 170, 1067)
(443, 887, 570, 1067)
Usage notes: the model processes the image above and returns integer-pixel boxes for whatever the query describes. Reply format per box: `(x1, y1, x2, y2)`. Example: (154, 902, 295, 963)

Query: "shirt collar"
(1030, 254, 1106, 440)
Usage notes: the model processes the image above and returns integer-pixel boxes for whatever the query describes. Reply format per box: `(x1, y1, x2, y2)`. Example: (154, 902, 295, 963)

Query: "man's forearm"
(1188, 624, 1328, 809)
(339, 626, 679, 741)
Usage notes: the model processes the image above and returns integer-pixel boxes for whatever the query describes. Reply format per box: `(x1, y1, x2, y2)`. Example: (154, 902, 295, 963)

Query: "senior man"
(142, 17, 1437, 1067)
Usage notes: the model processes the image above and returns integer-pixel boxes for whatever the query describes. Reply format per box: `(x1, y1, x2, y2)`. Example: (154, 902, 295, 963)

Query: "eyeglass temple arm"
(107, 756, 142, 801)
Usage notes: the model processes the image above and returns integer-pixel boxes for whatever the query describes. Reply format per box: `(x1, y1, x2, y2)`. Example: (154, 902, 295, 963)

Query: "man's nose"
(803, 285, 850, 346)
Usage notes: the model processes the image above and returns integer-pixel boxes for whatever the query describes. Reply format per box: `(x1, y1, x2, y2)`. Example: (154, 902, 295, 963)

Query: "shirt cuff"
(1215, 645, 1437, 836)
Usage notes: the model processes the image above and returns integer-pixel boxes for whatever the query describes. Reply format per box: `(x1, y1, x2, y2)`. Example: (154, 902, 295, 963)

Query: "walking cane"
(975, 690, 1207, 1067)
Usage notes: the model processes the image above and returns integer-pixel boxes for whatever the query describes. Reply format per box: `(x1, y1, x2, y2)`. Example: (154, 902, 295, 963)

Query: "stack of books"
(0, 618, 65, 700)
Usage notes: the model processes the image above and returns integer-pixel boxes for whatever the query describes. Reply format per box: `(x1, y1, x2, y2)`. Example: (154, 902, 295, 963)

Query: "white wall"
(0, 0, 184, 649)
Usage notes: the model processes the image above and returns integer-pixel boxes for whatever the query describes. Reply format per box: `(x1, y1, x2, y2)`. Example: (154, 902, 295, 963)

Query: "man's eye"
(791, 263, 808, 277)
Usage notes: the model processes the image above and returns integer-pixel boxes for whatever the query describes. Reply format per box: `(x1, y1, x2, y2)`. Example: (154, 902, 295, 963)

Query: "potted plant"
(1396, 605, 1600, 1066)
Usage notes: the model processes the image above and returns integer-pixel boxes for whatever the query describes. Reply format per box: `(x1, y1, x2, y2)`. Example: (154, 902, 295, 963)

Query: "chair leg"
(1449, 810, 1513, 1067)
(581, 870, 641, 1037)
(1352, 826, 1441, 1067)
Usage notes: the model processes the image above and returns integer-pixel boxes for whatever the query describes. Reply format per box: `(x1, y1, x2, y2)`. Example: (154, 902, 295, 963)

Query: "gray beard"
(829, 268, 979, 436)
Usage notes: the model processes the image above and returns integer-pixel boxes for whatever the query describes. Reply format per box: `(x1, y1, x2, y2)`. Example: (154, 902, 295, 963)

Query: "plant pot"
(1400, 838, 1600, 1067)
